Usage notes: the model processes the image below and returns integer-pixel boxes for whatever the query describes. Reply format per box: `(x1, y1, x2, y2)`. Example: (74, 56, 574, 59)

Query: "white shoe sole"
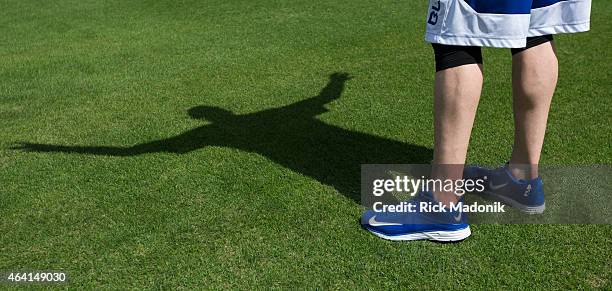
(366, 226, 471, 242)
(484, 191, 545, 214)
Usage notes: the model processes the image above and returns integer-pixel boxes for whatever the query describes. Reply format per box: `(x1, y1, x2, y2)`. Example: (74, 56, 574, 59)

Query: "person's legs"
(509, 36, 558, 179)
(431, 44, 484, 205)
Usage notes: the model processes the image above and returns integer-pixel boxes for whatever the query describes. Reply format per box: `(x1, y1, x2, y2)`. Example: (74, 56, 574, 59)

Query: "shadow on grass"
(15, 72, 432, 203)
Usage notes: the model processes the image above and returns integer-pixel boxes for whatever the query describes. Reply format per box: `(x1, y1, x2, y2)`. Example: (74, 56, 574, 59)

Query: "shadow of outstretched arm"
(280, 72, 352, 117)
(317, 72, 352, 103)
(14, 142, 144, 156)
(13, 126, 218, 156)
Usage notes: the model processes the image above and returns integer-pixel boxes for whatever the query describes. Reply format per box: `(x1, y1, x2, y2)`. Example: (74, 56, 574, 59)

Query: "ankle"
(507, 162, 539, 180)
(433, 191, 461, 206)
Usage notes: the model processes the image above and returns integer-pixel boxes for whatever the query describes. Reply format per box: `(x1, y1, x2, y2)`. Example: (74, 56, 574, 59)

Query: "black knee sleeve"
(432, 44, 482, 72)
(431, 35, 553, 71)
(511, 35, 554, 55)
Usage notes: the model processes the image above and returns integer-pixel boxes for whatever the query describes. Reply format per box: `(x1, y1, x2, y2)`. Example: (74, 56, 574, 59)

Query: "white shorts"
(424, 0, 592, 48)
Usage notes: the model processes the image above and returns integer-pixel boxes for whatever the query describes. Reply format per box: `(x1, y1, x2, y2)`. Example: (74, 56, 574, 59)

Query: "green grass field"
(1, 0, 611, 288)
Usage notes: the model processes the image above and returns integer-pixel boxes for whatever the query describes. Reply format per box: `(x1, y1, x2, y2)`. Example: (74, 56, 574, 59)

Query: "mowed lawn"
(1, 0, 610, 289)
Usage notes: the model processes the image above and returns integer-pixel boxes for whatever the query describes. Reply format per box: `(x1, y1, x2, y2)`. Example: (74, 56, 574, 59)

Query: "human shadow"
(15, 73, 432, 203)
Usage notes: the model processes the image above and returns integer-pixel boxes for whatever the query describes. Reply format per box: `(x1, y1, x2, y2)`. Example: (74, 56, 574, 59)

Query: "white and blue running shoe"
(465, 165, 545, 214)
(361, 191, 471, 242)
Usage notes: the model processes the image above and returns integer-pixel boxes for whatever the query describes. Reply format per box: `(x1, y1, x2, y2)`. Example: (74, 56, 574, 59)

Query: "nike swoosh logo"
(368, 215, 402, 227)
(453, 212, 462, 222)
(489, 180, 508, 190)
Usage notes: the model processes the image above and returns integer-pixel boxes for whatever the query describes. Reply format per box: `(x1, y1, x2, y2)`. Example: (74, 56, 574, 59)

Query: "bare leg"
(509, 41, 558, 179)
(432, 64, 483, 204)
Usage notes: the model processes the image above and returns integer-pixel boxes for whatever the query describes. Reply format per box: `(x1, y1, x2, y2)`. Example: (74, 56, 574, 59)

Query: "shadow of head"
(188, 106, 234, 122)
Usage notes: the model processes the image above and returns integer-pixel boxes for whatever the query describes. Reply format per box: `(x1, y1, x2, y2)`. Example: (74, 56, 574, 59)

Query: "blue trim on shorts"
(531, 0, 568, 9)
(464, 0, 532, 14)
(464, 0, 568, 14)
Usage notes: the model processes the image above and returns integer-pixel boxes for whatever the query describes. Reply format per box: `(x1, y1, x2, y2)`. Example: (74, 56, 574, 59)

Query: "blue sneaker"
(464, 165, 545, 214)
(361, 191, 471, 242)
